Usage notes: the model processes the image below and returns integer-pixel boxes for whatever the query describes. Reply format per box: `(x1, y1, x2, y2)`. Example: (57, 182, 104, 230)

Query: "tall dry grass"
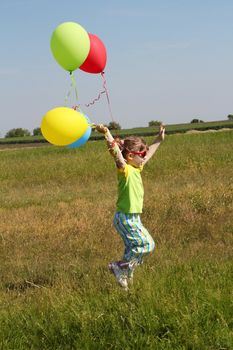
(0, 131, 232, 349)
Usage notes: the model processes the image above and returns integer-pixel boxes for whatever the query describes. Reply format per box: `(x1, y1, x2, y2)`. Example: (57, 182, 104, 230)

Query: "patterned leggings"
(113, 212, 155, 267)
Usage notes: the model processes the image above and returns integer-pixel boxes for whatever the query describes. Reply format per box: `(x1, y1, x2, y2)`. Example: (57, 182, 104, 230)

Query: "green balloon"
(50, 22, 90, 72)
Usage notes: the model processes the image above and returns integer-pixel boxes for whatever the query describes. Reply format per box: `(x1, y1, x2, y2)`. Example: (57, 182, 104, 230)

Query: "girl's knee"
(141, 236, 155, 253)
(146, 238, 155, 253)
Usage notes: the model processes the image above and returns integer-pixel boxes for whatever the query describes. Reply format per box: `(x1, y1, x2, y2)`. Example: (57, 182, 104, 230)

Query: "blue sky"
(0, 0, 233, 136)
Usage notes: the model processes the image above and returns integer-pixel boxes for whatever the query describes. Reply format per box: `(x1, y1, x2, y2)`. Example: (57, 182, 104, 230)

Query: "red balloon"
(79, 33, 107, 74)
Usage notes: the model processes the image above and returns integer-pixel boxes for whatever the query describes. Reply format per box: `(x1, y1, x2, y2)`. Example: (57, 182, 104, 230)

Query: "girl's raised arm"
(96, 124, 126, 169)
(143, 124, 165, 165)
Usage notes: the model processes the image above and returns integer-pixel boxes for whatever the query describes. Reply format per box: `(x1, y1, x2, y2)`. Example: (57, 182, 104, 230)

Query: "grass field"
(0, 130, 232, 349)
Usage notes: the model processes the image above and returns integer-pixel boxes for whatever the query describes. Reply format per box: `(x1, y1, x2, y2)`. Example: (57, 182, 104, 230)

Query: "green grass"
(0, 131, 232, 349)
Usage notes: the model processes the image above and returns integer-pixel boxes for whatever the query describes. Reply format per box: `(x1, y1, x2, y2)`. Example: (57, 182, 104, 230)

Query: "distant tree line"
(190, 115, 233, 123)
(3, 115, 233, 137)
(190, 119, 204, 123)
(5, 127, 42, 138)
(148, 120, 162, 127)
(107, 122, 121, 130)
(5, 128, 31, 138)
(149, 115, 233, 125)
(4, 123, 122, 138)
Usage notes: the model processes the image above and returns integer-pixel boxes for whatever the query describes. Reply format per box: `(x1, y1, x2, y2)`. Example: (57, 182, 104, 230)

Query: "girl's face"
(126, 149, 147, 167)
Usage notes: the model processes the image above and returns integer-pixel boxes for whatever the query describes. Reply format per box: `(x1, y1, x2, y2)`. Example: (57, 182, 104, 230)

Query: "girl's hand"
(158, 124, 165, 141)
(95, 124, 108, 134)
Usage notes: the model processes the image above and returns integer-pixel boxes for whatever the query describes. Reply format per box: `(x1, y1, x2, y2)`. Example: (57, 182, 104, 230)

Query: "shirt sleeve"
(104, 130, 126, 169)
(118, 164, 143, 177)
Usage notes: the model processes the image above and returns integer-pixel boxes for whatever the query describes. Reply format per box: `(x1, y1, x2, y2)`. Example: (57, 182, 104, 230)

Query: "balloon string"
(101, 72, 114, 123)
(72, 88, 106, 109)
(64, 72, 79, 106)
(70, 72, 79, 102)
(85, 90, 106, 107)
(64, 79, 73, 106)
(73, 73, 115, 123)
(71, 72, 118, 135)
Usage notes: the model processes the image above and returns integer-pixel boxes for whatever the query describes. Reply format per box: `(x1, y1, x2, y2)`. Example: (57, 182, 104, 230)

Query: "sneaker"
(109, 262, 128, 290)
(127, 258, 142, 285)
(127, 268, 134, 285)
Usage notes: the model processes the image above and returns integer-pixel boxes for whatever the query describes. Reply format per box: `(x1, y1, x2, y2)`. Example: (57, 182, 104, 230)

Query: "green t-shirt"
(116, 164, 144, 213)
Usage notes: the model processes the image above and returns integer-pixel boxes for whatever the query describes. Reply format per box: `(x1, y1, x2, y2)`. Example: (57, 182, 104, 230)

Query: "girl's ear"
(126, 153, 133, 161)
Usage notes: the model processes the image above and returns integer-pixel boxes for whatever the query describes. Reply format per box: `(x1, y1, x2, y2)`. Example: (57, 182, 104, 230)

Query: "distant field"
(1, 119, 233, 144)
(0, 130, 232, 349)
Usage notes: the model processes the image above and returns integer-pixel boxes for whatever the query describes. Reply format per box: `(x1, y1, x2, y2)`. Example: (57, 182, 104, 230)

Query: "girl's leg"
(113, 212, 155, 282)
(114, 212, 155, 260)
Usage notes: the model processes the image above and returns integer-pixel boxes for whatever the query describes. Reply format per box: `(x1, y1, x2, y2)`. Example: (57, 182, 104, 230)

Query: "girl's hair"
(115, 136, 148, 158)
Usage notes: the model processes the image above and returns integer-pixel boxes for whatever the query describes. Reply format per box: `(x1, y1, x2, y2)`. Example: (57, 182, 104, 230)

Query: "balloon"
(67, 113, 92, 148)
(67, 125, 92, 148)
(79, 33, 107, 74)
(41, 107, 88, 146)
(50, 22, 90, 72)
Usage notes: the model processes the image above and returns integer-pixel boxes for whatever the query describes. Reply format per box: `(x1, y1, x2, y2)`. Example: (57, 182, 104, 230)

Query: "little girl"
(96, 124, 165, 290)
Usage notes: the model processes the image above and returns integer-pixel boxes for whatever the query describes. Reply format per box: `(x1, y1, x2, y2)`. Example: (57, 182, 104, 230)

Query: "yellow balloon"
(41, 107, 88, 146)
